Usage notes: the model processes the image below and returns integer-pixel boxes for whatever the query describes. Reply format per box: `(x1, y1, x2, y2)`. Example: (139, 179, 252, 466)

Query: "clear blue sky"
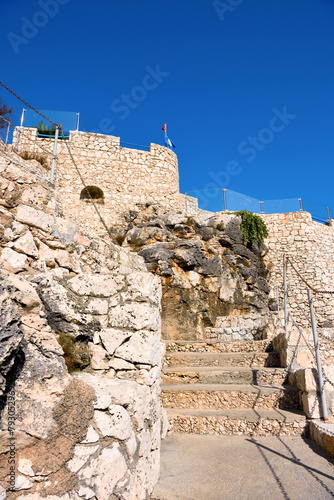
(1, 0, 334, 213)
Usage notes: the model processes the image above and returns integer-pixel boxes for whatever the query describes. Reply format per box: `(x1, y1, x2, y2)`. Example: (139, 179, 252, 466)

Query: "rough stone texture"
(13, 127, 186, 235)
(0, 148, 163, 500)
(115, 206, 272, 341)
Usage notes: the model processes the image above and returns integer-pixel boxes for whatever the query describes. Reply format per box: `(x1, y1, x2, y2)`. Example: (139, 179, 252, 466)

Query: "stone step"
(164, 339, 273, 353)
(164, 351, 280, 368)
(166, 408, 307, 436)
(162, 366, 288, 386)
(161, 383, 300, 410)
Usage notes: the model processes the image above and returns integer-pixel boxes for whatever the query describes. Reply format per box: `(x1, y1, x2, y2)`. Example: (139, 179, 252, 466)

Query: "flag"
(162, 124, 166, 132)
(165, 136, 175, 149)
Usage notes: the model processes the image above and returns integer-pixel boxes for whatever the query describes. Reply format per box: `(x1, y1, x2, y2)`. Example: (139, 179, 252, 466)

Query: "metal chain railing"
(0, 83, 114, 241)
(280, 254, 334, 420)
(0, 80, 60, 128)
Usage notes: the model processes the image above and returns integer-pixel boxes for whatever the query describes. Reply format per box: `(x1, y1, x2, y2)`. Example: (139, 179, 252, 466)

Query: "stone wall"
(263, 211, 334, 328)
(264, 212, 334, 419)
(0, 146, 164, 499)
(12, 128, 186, 235)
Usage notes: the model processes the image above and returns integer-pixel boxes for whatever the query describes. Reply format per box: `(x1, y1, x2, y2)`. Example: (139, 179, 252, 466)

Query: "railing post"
(4, 123, 10, 151)
(283, 255, 288, 333)
(276, 285, 282, 328)
(76, 112, 80, 131)
(223, 188, 227, 211)
(298, 197, 303, 211)
(260, 201, 264, 214)
(307, 288, 328, 421)
(326, 207, 331, 225)
(51, 127, 59, 183)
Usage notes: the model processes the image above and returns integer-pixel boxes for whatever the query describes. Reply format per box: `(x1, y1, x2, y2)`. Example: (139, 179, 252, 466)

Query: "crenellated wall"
(12, 127, 186, 235)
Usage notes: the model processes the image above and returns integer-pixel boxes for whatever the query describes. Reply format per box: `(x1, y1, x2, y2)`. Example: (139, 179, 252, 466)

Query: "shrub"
(235, 210, 268, 245)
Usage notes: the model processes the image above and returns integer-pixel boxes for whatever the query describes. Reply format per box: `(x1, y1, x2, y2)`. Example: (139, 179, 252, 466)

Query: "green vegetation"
(57, 332, 91, 373)
(235, 210, 268, 245)
(215, 223, 225, 231)
(37, 120, 56, 136)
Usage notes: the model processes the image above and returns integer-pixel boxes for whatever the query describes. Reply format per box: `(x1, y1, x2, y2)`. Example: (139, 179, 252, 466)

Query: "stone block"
(109, 304, 160, 331)
(13, 230, 38, 258)
(0, 247, 29, 273)
(78, 444, 128, 499)
(100, 328, 131, 355)
(94, 407, 132, 440)
(114, 330, 161, 366)
(16, 205, 54, 232)
(67, 274, 123, 297)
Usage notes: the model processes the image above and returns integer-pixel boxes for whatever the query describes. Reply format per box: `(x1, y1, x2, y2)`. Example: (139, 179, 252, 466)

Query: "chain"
(60, 128, 114, 241)
(0, 149, 53, 186)
(0, 81, 60, 128)
(286, 256, 334, 295)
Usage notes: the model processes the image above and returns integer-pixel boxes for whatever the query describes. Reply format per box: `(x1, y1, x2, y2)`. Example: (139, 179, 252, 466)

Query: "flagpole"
(165, 123, 167, 143)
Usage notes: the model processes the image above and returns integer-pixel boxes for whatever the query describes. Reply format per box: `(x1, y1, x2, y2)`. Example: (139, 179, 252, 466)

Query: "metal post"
(299, 197, 303, 211)
(307, 288, 328, 420)
(20, 108, 26, 127)
(283, 255, 288, 333)
(326, 207, 331, 225)
(51, 127, 59, 183)
(15, 109, 26, 152)
(4, 124, 10, 150)
(276, 285, 282, 328)
(223, 188, 227, 211)
(260, 201, 264, 214)
(76, 113, 80, 131)
(185, 192, 188, 215)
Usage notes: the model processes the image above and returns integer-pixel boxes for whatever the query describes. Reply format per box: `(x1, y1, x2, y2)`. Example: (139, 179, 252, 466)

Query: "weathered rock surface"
(0, 148, 163, 499)
(114, 204, 271, 340)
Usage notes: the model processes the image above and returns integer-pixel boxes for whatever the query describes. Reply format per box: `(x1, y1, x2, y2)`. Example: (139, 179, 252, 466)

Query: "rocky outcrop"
(113, 205, 271, 340)
(0, 147, 164, 500)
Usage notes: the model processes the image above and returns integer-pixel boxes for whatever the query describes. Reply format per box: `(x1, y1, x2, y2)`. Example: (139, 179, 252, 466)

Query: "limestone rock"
(108, 303, 160, 331)
(16, 205, 54, 233)
(0, 247, 29, 272)
(99, 328, 131, 355)
(78, 444, 128, 498)
(114, 330, 161, 366)
(13, 230, 39, 258)
(94, 406, 132, 440)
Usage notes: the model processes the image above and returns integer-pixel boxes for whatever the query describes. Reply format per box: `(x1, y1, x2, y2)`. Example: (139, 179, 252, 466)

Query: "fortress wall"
(263, 211, 334, 329)
(13, 128, 186, 234)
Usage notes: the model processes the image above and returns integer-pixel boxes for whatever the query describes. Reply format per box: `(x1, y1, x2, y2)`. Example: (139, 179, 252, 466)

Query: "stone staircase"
(161, 315, 307, 436)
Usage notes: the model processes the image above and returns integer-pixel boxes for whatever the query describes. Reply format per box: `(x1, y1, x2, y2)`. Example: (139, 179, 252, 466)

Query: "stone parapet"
(12, 127, 186, 235)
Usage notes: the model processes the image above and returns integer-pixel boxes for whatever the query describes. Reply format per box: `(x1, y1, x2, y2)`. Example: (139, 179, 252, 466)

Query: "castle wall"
(263, 211, 334, 328)
(13, 128, 186, 235)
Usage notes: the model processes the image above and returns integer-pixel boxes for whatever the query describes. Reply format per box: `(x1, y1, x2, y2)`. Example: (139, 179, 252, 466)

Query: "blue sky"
(1, 0, 334, 216)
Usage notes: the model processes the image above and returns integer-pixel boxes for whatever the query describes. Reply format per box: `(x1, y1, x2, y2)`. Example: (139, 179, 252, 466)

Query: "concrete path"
(151, 434, 334, 500)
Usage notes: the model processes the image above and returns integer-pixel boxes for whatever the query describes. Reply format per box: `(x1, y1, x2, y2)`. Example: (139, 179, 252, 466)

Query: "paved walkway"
(151, 434, 334, 500)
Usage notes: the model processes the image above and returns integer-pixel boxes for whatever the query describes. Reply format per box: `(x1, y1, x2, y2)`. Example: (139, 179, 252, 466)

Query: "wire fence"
(185, 188, 332, 224)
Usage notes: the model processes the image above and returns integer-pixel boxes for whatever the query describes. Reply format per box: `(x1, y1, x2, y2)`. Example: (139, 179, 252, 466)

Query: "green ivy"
(235, 210, 268, 245)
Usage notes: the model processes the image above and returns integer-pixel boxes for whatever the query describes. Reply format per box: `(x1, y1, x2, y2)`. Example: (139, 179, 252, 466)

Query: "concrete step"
(166, 408, 307, 436)
(161, 383, 300, 410)
(162, 366, 288, 386)
(164, 351, 280, 368)
(164, 339, 273, 353)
